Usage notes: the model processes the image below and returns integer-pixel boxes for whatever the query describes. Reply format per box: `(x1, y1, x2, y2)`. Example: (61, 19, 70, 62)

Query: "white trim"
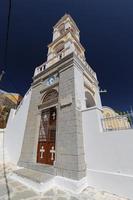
(10, 173, 55, 193)
(82, 106, 103, 112)
(9, 173, 88, 194)
(87, 168, 133, 178)
(87, 168, 133, 199)
(38, 103, 58, 112)
(0, 129, 4, 134)
(54, 176, 88, 194)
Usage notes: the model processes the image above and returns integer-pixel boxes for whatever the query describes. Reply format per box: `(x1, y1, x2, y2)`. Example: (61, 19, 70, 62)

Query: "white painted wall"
(0, 129, 4, 148)
(4, 88, 32, 164)
(0, 128, 9, 163)
(0, 129, 4, 163)
(95, 87, 102, 109)
(53, 30, 60, 41)
(82, 107, 133, 199)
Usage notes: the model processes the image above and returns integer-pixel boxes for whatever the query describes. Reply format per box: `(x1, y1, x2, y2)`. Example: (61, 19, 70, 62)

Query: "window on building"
(55, 42, 64, 54)
(59, 54, 62, 60)
(58, 24, 65, 35)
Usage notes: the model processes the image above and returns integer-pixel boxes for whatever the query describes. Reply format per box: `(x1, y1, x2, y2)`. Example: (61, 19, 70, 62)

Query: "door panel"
(37, 107, 56, 165)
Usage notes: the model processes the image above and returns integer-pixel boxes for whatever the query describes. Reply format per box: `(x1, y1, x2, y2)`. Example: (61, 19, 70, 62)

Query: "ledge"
(82, 106, 103, 113)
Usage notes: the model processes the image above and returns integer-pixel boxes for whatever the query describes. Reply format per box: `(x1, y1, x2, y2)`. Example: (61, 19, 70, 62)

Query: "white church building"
(1, 14, 133, 199)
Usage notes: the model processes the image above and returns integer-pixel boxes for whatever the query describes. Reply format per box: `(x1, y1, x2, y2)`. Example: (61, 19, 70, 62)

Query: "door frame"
(36, 104, 58, 166)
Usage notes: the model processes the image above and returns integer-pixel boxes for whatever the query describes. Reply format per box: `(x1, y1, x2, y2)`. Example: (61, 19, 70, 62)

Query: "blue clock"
(47, 76, 55, 86)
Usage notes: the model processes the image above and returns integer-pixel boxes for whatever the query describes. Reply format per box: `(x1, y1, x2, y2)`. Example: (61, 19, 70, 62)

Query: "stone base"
(18, 161, 56, 175)
(10, 168, 55, 193)
(10, 167, 88, 194)
(54, 175, 88, 193)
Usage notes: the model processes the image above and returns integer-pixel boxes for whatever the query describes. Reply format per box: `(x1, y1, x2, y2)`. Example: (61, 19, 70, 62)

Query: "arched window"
(42, 89, 58, 103)
(106, 113, 111, 118)
(85, 91, 96, 108)
(58, 24, 65, 35)
(54, 42, 64, 54)
(70, 24, 76, 34)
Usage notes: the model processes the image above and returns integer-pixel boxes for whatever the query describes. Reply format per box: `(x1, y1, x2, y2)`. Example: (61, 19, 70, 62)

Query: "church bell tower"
(18, 14, 102, 181)
(45, 14, 85, 69)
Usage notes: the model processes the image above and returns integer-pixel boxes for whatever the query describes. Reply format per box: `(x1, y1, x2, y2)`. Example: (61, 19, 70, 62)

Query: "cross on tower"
(50, 146, 55, 160)
(40, 146, 45, 159)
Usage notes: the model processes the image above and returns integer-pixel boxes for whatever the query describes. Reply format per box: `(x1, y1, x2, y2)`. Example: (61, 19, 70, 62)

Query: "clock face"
(47, 76, 55, 86)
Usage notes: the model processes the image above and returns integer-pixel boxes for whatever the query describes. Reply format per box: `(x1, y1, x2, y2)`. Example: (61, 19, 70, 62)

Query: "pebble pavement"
(0, 163, 129, 200)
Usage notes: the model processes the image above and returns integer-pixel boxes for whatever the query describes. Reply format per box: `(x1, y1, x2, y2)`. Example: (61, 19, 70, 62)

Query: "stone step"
(12, 168, 55, 193)
(18, 161, 56, 175)
(12, 167, 88, 194)
(14, 168, 54, 184)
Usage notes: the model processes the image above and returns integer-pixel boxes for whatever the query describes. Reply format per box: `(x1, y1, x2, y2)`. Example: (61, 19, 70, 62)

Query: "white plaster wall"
(65, 21, 71, 30)
(82, 107, 133, 199)
(65, 41, 71, 49)
(0, 129, 4, 148)
(94, 87, 102, 109)
(0, 129, 4, 162)
(47, 53, 54, 61)
(0, 128, 10, 163)
(53, 30, 60, 41)
(4, 88, 32, 164)
(65, 43, 74, 57)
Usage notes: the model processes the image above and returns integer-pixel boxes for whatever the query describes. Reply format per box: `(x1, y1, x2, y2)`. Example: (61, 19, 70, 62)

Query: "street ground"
(0, 163, 129, 200)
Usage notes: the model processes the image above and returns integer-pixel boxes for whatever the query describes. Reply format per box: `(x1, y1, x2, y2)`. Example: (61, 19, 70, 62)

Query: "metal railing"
(101, 112, 133, 132)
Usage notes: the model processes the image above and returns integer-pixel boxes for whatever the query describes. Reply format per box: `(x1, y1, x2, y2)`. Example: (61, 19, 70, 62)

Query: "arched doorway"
(85, 91, 96, 108)
(37, 89, 58, 165)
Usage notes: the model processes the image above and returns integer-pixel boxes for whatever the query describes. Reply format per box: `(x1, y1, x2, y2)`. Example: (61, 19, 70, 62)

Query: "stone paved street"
(0, 163, 129, 200)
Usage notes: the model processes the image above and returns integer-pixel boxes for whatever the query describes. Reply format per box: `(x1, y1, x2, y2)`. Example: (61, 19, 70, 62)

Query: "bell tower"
(46, 14, 85, 68)
(18, 14, 102, 181)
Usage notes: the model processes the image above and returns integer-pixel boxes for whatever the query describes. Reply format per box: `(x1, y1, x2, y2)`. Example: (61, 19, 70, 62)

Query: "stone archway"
(85, 91, 96, 108)
(42, 89, 58, 103)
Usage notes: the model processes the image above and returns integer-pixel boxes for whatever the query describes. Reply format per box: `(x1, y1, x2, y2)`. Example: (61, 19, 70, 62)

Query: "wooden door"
(37, 107, 56, 165)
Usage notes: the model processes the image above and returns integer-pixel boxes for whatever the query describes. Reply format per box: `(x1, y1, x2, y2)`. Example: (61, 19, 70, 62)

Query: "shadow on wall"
(85, 91, 96, 108)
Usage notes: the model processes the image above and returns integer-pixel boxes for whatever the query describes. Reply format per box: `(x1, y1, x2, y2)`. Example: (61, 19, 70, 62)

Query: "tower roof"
(53, 14, 80, 32)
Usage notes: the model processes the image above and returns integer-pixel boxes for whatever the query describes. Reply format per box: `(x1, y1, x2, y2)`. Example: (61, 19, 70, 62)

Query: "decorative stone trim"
(40, 82, 59, 94)
(38, 98, 58, 110)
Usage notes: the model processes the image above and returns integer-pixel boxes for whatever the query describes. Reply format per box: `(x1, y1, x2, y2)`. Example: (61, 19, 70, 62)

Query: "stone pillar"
(18, 84, 42, 166)
(55, 60, 86, 180)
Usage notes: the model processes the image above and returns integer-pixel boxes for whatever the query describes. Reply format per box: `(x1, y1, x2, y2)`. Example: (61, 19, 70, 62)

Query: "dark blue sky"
(0, 0, 133, 111)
